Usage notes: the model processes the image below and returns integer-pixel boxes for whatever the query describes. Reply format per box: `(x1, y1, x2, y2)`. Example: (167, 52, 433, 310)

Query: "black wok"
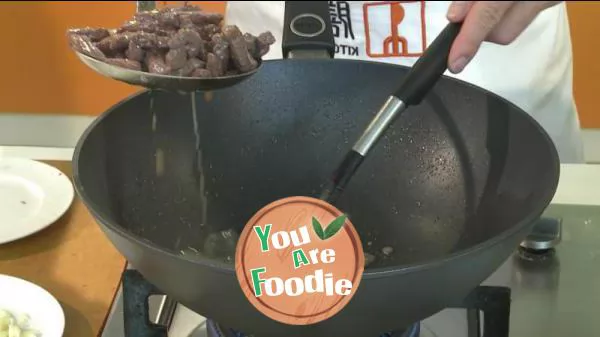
(72, 2, 560, 337)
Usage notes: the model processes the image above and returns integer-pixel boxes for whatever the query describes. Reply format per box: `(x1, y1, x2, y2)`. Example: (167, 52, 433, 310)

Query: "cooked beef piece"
(222, 25, 257, 73)
(188, 12, 224, 25)
(192, 68, 212, 78)
(167, 4, 202, 13)
(257, 32, 276, 57)
(180, 29, 203, 47)
(131, 32, 157, 49)
(126, 41, 145, 62)
(106, 58, 142, 71)
(206, 53, 223, 77)
(67, 6, 275, 79)
(145, 52, 171, 74)
(156, 36, 170, 50)
(213, 41, 230, 75)
(243, 33, 258, 58)
(177, 58, 206, 77)
(68, 34, 106, 60)
(97, 33, 134, 54)
(165, 48, 188, 71)
(167, 33, 186, 49)
(187, 42, 207, 60)
(68, 27, 110, 42)
(157, 10, 180, 30)
(119, 20, 157, 34)
(200, 24, 220, 41)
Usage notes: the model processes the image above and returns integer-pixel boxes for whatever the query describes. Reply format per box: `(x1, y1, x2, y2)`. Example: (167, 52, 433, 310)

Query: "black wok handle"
(282, 1, 335, 59)
(321, 22, 462, 204)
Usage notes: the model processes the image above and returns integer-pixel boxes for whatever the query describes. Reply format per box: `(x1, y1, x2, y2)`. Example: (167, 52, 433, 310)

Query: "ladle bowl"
(75, 51, 262, 92)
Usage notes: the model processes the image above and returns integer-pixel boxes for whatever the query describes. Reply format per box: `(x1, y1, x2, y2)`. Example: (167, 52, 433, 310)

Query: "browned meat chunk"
(157, 11, 180, 30)
(180, 29, 203, 47)
(145, 52, 170, 74)
(131, 32, 157, 50)
(126, 41, 145, 62)
(188, 12, 224, 26)
(213, 41, 230, 75)
(257, 32, 276, 57)
(243, 33, 258, 58)
(110, 34, 133, 51)
(68, 33, 106, 60)
(106, 58, 142, 71)
(192, 68, 212, 78)
(96, 33, 133, 55)
(168, 33, 186, 49)
(118, 20, 156, 34)
(156, 36, 170, 50)
(176, 58, 206, 77)
(67, 6, 275, 78)
(200, 24, 220, 41)
(206, 53, 224, 77)
(187, 42, 207, 60)
(222, 25, 257, 73)
(166, 48, 187, 71)
(68, 27, 110, 42)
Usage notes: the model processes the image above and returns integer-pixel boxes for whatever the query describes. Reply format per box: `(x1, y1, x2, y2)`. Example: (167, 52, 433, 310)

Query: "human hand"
(446, 1, 562, 73)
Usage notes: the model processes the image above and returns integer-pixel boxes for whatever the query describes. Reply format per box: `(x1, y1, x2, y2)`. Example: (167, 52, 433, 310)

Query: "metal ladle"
(72, 1, 261, 93)
(74, 52, 260, 92)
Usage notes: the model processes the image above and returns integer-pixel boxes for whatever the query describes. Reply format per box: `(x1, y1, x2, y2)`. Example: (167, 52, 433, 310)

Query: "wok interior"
(75, 59, 558, 270)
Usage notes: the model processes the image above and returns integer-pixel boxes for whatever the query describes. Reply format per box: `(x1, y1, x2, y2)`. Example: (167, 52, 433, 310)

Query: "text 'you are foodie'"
(235, 196, 365, 325)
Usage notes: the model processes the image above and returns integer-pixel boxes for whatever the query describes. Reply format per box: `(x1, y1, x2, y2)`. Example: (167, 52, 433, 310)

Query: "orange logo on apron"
(363, 1, 427, 58)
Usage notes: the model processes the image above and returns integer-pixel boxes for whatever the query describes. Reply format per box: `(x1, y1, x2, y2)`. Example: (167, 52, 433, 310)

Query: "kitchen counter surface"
(551, 163, 600, 205)
(0, 160, 127, 337)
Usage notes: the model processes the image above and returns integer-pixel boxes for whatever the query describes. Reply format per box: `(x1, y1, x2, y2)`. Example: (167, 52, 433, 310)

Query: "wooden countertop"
(0, 161, 127, 337)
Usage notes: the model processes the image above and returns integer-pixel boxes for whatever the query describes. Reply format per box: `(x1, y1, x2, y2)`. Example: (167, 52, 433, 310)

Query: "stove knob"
(520, 217, 562, 251)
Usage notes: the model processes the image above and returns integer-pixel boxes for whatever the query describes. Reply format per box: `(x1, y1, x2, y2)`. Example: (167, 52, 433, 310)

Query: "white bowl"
(0, 274, 65, 337)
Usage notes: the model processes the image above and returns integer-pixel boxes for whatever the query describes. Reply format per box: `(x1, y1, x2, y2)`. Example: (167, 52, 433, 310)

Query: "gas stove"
(101, 203, 600, 337)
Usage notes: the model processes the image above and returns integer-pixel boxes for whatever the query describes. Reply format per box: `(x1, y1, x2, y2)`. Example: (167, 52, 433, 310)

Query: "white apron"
(225, 1, 585, 164)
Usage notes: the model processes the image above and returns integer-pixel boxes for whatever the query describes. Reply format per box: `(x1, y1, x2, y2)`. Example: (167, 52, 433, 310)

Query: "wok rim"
(71, 58, 561, 279)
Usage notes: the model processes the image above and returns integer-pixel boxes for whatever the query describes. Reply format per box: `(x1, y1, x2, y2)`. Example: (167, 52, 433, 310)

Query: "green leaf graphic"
(312, 217, 325, 240)
(323, 214, 347, 240)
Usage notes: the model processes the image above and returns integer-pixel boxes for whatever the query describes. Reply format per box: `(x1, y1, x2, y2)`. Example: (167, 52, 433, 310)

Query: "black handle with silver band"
(278, 2, 463, 203)
(353, 22, 462, 157)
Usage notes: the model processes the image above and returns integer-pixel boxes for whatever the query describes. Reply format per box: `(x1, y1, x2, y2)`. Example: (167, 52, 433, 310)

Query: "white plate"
(0, 158, 74, 245)
(0, 274, 65, 337)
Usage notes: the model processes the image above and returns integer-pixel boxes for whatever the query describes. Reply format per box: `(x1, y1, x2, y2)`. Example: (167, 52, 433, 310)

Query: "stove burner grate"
(205, 319, 420, 337)
(121, 270, 511, 337)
